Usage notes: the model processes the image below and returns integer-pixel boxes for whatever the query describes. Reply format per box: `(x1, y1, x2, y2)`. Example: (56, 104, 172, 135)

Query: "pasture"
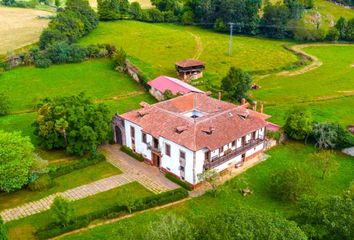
(253, 45, 354, 126)
(0, 7, 52, 56)
(60, 142, 354, 240)
(79, 21, 298, 84)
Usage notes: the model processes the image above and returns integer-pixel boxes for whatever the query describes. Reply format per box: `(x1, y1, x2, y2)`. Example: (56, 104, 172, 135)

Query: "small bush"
(48, 153, 105, 178)
(165, 173, 193, 191)
(28, 174, 54, 191)
(0, 92, 10, 116)
(34, 55, 52, 68)
(266, 131, 281, 141)
(120, 145, 144, 162)
(51, 196, 74, 227)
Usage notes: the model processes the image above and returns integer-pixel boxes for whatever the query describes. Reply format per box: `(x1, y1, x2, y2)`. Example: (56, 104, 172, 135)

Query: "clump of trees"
(0, 131, 35, 192)
(39, 0, 98, 49)
(270, 166, 313, 202)
(221, 67, 252, 102)
(293, 192, 354, 240)
(34, 93, 111, 156)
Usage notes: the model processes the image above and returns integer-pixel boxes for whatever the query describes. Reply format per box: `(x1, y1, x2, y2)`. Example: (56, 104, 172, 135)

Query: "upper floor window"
(165, 143, 171, 157)
(142, 132, 147, 144)
(180, 150, 186, 160)
(232, 141, 236, 147)
(205, 151, 210, 161)
(130, 126, 135, 138)
(219, 146, 224, 153)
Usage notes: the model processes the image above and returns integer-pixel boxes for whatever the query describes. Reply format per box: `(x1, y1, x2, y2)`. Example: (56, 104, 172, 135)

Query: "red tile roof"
(148, 76, 204, 95)
(175, 59, 205, 68)
(121, 93, 270, 151)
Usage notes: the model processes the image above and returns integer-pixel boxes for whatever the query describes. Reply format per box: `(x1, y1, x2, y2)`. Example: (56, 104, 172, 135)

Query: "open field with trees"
(0, 7, 52, 55)
(60, 142, 354, 240)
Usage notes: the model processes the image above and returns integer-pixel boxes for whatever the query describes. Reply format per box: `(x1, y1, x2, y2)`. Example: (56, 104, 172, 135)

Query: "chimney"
(253, 101, 257, 111)
(260, 103, 264, 113)
(241, 98, 246, 105)
(218, 91, 221, 100)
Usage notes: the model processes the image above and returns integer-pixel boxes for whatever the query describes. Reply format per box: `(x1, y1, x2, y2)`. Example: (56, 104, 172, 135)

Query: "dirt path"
(277, 43, 353, 77)
(187, 31, 203, 60)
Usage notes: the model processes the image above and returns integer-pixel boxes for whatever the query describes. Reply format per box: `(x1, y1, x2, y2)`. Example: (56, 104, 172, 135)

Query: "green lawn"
(80, 21, 298, 84)
(253, 45, 354, 126)
(0, 161, 121, 211)
(7, 182, 153, 240)
(60, 142, 354, 240)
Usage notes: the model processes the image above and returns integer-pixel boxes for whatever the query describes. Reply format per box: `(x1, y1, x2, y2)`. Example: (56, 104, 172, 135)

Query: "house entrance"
(152, 153, 161, 167)
(115, 126, 123, 145)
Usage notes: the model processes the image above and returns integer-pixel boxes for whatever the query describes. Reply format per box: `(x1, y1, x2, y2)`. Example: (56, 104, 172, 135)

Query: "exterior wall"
(124, 120, 152, 160)
(245, 142, 264, 159)
(149, 87, 165, 101)
(159, 137, 195, 184)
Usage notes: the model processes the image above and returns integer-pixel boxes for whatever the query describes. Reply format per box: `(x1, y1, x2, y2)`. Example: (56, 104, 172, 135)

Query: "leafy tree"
(221, 67, 252, 102)
(335, 17, 348, 40)
(293, 194, 354, 240)
(197, 208, 307, 240)
(311, 150, 338, 179)
(45, 41, 87, 64)
(326, 27, 340, 41)
(34, 93, 111, 156)
(285, 0, 304, 20)
(66, 0, 98, 34)
(198, 169, 219, 197)
(55, 0, 60, 7)
(151, 0, 182, 15)
(112, 47, 127, 72)
(49, 11, 85, 43)
(144, 214, 194, 240)
(51, 196, 74, 227)
(0, 131, 35, 192)
(97, 0, 129, 20)
(260, 4, 290, 39)
(0, 216, 8, 240)
(181, 10, 194, 25)
(1, 0, 15, 6)
(284, 108, 313, 140)
(345, 17, 354, 41)
(0, 92, 10, 116)
(129, 2, 142, 19)
(270, 166, 313, 202)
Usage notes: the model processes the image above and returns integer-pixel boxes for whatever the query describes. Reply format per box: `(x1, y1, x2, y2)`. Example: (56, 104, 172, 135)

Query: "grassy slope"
(7, 182, 153, 240)
(61, 142, 354, 240)
(0, 161, 121, 211)
(79, 21, 298, 84)
(253, 45, 354, 126)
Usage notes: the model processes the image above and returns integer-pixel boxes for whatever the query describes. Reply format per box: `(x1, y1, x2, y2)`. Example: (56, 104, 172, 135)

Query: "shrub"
(112, 47, 126, 72)
(270, 166, 313, 202)
(0, 216, 8, 240)
(165, 173, 193, 191)
(120, 145, 144, 162)
(46, 42, 87, 64)
(51, 196, 74, 227)
(48, 153, 105, 178)
(34, 54, 52, 68)
(266, 131, 281, 141)
(284, 108, 313, 140)
(28, 174, 54, 191)
(0, 92, 10, 116)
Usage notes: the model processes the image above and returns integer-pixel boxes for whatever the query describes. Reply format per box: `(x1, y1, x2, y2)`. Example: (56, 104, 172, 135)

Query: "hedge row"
(165, 173, 193, 191)
(120, 145, 144, 162)
(48, 153, 106, 178)
(36, 188, 188, 239)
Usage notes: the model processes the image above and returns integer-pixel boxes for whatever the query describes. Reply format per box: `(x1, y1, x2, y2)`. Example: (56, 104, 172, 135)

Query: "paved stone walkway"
(0, 175, 131, 222)
(1, 145, 178, 223)
(102, 145, 178, 194)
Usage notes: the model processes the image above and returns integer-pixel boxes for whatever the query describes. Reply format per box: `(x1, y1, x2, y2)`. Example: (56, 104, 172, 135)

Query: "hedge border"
(165, 173, 193, 191)
(35, 188, 188, 239)
(120, 145, 144, 162)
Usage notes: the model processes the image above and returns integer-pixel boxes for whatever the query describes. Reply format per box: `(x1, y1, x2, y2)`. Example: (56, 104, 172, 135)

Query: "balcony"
(204, 139, 264, 169)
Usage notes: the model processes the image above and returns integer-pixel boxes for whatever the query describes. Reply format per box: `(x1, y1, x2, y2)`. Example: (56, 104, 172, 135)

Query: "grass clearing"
(253, 45, 354, 126)
(60, 142, 354, 240)
(80, 21, 298, 84)
(0, 7, 52, 55)
(0, 161, 121, 211)
(7, 182, 153, 240)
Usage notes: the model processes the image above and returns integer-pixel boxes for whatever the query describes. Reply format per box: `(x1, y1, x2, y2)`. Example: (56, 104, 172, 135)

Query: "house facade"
(113, 93, 270, 187)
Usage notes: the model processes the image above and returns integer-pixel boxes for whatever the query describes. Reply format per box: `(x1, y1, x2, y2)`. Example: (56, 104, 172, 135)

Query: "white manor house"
(112, 92, 272, 188)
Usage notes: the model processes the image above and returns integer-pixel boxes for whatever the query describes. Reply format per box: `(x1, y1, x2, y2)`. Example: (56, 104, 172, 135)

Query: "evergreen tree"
(221, 67, 252, 102)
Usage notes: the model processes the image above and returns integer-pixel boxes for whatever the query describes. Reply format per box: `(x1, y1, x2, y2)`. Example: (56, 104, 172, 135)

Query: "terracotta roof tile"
(175, 59, 205, 68)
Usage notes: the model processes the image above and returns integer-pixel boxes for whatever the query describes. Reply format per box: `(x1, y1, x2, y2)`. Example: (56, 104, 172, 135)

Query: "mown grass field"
(0, 161, 121, 211)
(253, 45, 354, 126)
(0, 7, 52, 55)
(7, 182, 153, 240)
(79, 21, 298, 84)
(61, 142, 354, 240)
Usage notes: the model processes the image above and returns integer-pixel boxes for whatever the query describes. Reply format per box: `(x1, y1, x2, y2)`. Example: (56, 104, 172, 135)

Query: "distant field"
(0, 7, 52, 55)
(253, 45, 354, 126)
(80, 21, 298, 84)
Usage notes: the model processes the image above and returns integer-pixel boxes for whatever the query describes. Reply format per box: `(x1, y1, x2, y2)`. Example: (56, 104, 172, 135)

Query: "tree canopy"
(34, 93, 111, 156)
(284, 108, 313, 140)
(0, 131, 35, 192)
(221, 67, 252, 102)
